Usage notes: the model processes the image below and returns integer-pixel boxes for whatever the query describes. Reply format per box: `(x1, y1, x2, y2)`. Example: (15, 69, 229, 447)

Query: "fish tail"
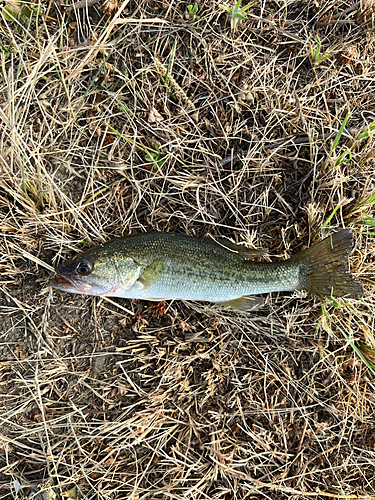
(290, 229, 363, 298)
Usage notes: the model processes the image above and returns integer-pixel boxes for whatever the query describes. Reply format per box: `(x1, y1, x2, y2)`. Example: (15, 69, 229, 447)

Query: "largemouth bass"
(50, 230, 363, 310)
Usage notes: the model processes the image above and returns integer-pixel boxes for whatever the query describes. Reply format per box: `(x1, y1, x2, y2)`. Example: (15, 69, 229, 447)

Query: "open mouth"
(50, 274, 81, 293)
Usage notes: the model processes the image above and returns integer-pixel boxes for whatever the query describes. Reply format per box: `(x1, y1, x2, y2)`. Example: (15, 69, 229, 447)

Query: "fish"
(50, 230, 363, 310)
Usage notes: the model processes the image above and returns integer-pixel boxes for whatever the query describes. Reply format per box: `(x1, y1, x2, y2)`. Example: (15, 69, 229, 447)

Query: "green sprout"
(145, 145, 165, 170)
(310, 35, 335, 67)
(219, 0, 254, 31)
(0, 44, 12, 57)
(330, 112, 352, 167)
(187, 3, 200, 21)
(355, 120, 375, 141)
(2, 0, 37, 25)
(345, 191, 375, 233)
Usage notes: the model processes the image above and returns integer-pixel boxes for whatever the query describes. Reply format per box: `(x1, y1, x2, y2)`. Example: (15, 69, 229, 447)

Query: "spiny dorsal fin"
(212, 237, 266, 260)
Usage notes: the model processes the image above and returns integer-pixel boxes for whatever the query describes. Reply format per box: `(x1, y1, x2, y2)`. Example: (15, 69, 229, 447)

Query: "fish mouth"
(50, 274, 87, 294)
(50, 266, 120, 296)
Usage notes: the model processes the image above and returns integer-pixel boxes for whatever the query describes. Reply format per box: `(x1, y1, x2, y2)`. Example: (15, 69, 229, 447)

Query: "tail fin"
(290, 230, 363, 298)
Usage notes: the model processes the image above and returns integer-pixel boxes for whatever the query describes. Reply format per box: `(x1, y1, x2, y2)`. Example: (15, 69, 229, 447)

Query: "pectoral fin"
(217, 296, 264, 311)
(137, 259, 168, 290)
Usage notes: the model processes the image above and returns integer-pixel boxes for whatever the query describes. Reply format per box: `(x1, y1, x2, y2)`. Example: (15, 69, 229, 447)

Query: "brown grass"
(1, 0, 375, 499)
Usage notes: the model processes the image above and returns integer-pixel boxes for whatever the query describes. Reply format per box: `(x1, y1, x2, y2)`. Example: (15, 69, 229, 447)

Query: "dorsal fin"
(211, 237, 266, 260)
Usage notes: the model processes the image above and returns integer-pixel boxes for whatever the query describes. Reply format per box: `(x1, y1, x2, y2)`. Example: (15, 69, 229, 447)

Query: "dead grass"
(0, 0, 375, 498)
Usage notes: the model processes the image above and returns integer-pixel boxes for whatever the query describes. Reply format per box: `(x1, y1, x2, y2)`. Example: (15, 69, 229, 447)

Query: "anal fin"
(217, 296, 264, 311)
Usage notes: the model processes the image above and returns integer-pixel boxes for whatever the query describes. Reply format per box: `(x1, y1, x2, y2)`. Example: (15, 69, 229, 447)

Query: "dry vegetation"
(1, 0, 375, 498)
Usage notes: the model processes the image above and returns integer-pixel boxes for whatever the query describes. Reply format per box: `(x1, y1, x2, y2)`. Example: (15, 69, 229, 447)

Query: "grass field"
(1, 0, 375, 499)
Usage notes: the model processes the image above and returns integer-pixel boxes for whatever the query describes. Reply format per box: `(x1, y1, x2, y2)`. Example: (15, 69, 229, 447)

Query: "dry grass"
(1, 0, 375, 498)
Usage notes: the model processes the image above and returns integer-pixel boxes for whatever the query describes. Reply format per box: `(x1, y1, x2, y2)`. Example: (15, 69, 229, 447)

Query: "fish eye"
(76, 260, 93, 275)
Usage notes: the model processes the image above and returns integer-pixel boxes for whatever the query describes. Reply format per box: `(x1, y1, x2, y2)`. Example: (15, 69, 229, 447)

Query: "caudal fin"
(290, 230, 363, 298)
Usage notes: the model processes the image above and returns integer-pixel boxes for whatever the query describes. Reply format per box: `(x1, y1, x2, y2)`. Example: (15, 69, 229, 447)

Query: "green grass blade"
(331, 112, 350, 152)
(106, 124, 148, 154)
(355, 120, 375, 141)
(165, 39, 177, 84)
(317, 200, 346, 234)
(321, 305, 375, 374)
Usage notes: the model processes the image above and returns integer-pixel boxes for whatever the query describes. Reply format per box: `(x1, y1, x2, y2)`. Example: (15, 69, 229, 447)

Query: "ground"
(0, 0, 375, 499)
